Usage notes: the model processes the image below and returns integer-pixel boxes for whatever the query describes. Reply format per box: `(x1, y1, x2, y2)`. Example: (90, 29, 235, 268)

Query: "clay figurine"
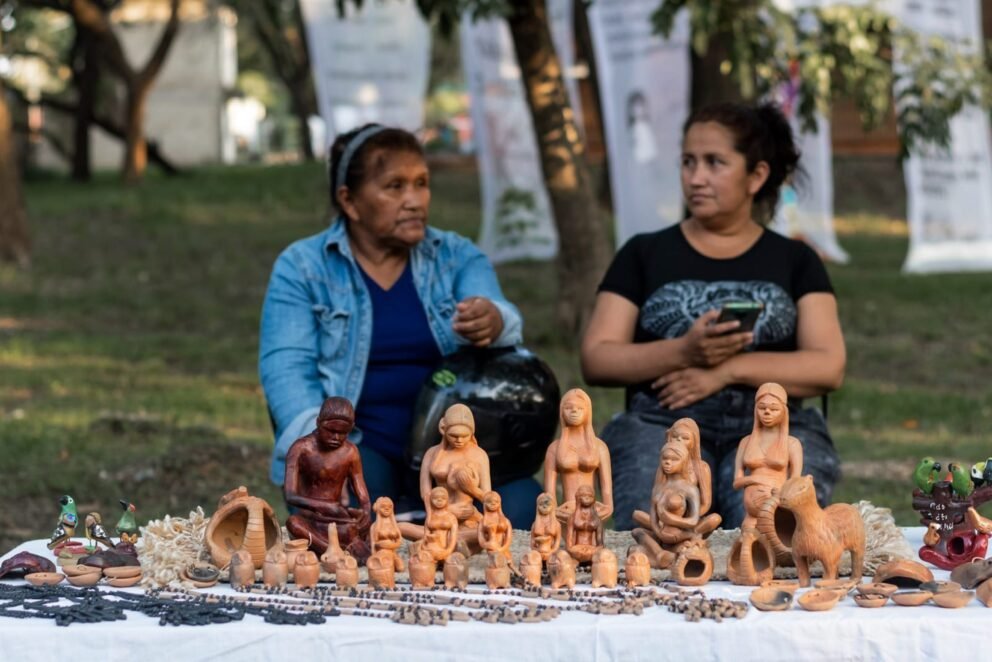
(913, 457, 942, 495)
(411, 487, 460, 563)
(366, 550, 397, 590)
(206, 486, 281, 570)
(778, 475, 865, 587)
(519, 550, 543, 586)
(229, 549, 256, 589)
(478, 491, 513, 563)
(334, 555, 359, 588)
(293, 551, 320, 588)
(548, 549, 577, 589)
(84, 513, 115, 550)
(530, 493, 562, 563)
(443, 552, 469, 589)
(399, 404, 490, 554)
(485, 552, 512, 589)
(284, 397, 372, 561)
(591, 548, 618, 589)
(47, 495, 79, 550)
(285, 538, 310, 573)
(623, 550, 651, 588)
(565, 485, 603, 564)
(320, 523, 348, 574)
(727, 528, 775, 586)
(263, 547, 289, 588)
(408, 550, 437, 590)
(115, 500, 140, 544)
(544, 389, 613, 523)
(670, 538, 714, 587)
(370, 497, 406, 572)
(912, 458, 992, 570)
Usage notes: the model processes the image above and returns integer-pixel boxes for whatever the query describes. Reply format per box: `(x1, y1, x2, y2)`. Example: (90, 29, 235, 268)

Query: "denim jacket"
(259, 217, 523, 484)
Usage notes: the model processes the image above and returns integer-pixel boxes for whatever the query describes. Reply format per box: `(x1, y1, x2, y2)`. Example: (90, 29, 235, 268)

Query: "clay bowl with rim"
(106, 574, 142, 588)
(749, 587, 794, 611)
(815, 578, 859, 595)
(855, 582, 898, 598)
(798, 589, 842, 612)
(890, 590, 933, 607)
(853, 593, 889, 608)
(65, 569, 102, 587)
(920, 580, 961, 595)
(62, 564, 103, 577)
(931, 590, 974, 609)
(25, 572, 64, 586)
(103, 565, 142, 579)
(760, 579, 800, 595)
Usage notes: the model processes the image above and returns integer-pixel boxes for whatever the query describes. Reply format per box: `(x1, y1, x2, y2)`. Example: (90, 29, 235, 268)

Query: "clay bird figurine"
(949, 463, 975, 499)
(47, 510, 77, 550)
(115, 500, 140, 544)
(923, 522, 941, 547)
(971, 458, 992, 488)
(966, 507, 992, 535)
(59, 494, 79, 524)
(913, 457, 942, 495)
(85, 512, 116, 549)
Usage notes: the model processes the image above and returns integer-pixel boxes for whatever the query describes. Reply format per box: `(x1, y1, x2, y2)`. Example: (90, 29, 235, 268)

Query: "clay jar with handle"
(591, 548, 618, 589)
(263, 547, 288, 588)
(229, 549, 256, 589)
(285, 538, 310, 576)
(292, 551, 320, 588)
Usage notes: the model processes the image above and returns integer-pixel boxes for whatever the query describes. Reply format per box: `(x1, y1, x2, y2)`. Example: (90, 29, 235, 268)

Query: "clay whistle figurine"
(115, 500, 140, 544)
(408, 550, 437, 590)
(485, 552, 512, 590)
(778, 475, 864, 587)
(370, 497, 406, 572)
(263, 547, 289, 588)
(624, 549, 652, 588)
(47, 495, 79, 550)
(293, 551, 320, 589)
(84, 513, 116, 550)
(443, 552, 469, 589)
(367, 550, 397, 590)
(519, 550, 543, 587)
(320, 523, 348, 574)
(334, 555, 359, 589)
(591, 548, 618, 589)
(478, 491, 513, 563)
(548, 549, 577, 589)
(530, 493, 561, 563)
(565, 485, 603, 564)
(229, 549, 256, 589)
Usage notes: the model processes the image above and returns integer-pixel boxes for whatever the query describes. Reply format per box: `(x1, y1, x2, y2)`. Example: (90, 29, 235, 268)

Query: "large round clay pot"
(206, 486, 281, 570)
(756, 494, 796, 567)
(727, 529, 776, 586)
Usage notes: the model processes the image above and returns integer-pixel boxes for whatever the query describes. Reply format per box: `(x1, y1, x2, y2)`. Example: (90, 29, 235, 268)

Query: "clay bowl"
(855, 582, 898, 598)
(25, 572, 64, 586)
(749, 587, 794, 612)
(920, 580, 961, 595)
(816, 579, 859, 595)
(890, 590, 933, 607)
(931, 590, 974, 609)
(873, 560, 933, 589)
(103, 565, 142, 579)
(65, 569, 102, 587)
(760, 579, 800, 595)
(853, 593, 889, 608)
(62, 564, 103, 578)
(106, 574, 142, 588)
(798, 589, 842, 612)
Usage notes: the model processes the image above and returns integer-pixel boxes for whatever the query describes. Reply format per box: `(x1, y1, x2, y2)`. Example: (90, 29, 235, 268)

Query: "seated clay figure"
(370, 497, 405, 572)
(530, 492, 562, 563)
(478, 491, 513, 563)
(413, 487, 459, 563)
(284, 397, 372, 560)
(566, 485, 603, 564)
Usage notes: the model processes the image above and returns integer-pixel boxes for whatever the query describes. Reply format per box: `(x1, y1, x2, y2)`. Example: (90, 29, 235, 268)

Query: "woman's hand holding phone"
(679, 309, 754, 368)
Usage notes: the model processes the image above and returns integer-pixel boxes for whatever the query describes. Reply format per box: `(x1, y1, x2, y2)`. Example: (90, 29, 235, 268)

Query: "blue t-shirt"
(355, 262, 442, 459)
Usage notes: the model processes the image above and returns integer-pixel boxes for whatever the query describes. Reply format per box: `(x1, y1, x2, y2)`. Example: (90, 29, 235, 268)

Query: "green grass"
(1, 161, 989, 550)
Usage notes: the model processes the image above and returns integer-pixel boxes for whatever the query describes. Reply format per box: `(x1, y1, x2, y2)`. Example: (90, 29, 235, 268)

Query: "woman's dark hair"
(682, 102, 802, 223)
(327, 124, 425, 211)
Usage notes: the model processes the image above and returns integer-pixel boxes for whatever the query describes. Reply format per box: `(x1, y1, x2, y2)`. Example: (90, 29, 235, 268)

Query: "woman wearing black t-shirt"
(580, 103, 846, 529)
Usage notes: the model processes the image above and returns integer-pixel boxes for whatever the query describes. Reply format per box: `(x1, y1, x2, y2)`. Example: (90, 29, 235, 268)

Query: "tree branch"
(136, 0, 182, 87)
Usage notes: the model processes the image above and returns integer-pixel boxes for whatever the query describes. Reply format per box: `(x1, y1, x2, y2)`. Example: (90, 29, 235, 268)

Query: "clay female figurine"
(566, 485, 604, 564)
(544, 389, 613, 522)
(530, 492, 562, 563)
(400, 404, 491, 552)
(370, 497, 405, 572)
(478, 491, 513, 563)
(733, 383, 803, 530)
(413, 487, 460, 563)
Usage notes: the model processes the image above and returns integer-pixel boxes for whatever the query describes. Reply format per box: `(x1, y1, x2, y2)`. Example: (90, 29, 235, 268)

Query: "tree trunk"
(72, 29, 99, 182)
(506, 0, 613, 338)
(690, 38, 745, 111)
(0, 82, 31, 266)
(289, 83, 315, 161)
(122, 83, 150, 184)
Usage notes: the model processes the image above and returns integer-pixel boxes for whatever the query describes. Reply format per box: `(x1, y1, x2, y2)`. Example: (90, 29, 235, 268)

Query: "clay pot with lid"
(206, 486, 281, 570)
(293, 551, 320, 588)
(591, 548, 618, 589)
(727, 529, 775, 586)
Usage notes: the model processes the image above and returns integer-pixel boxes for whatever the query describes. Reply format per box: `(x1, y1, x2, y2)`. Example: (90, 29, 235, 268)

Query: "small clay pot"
(65, 569, 102, 586)
(797, 589, 842, 612)
(366, 551, 396, 590)
(443, 553, 469, 590)
(920, 580, 962, 595)
(25, 572, 64, 586)
(853, 593, 889, 608)
(548, 550, 577, 589)
(263, 548, 289, 588)
(284, 538, 310, 575)
(749, 587, 793, 611)
(518, 550, 543, 587)
(591, 549, 618, 589)
(976, 578, 992, 607)
(890, 590, 933, 606)
(103, 566, 142, 579)
(63, 564, 102, 577)
(931, 590, 974, 609)
(855, 582, 898, 598)
(624, 551, 652, 588)
(229, 549, 256, 589)
(334, 556, 359, 589)
(107, 574, 142, 588)
(761, 579, 800, 595)
(293, 551, 320, 588)
(485, 563, 511, 590)
(182, 562, 220, 588)
(408, 552, 436, 590)
(873, 559, 934, 589)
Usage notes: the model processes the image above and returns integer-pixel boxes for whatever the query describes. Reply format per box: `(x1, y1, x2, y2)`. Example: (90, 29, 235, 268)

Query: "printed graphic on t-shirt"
(640, 280, 796, 346)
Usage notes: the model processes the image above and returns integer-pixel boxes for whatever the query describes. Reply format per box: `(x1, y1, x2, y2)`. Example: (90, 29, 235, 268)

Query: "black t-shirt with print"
(598, 224, 834, 404)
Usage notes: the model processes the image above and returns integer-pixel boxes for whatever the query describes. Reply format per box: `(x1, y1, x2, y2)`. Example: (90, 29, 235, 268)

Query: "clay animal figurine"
(544, 389, 613, 523)
(284, 397, 372, 562)
(334, 555, 359, 589)
(263, 547, 289, 588)
(293, 551, 320, 588)
(478, 491, 513, 563)
(370, 497, 406, 572)
(115, 500, 140, 544)
(408, 550, 437, 590)
(84, 513, 115, 550)
(548, 549, 578, 589)
(591, 548, 618, 589)
(519, 550, 543, 586)
(485, 552, 512, 590)
(47, 494, 79, 550)
(913, 457, 942, 495)
(565, 485, 603, 564)
(366, 550, 397, 590)
(923, 522, 941, 548)
(950, 462, 975, 499)
(443, 552, 470, 589)
(778, 475, 865, 587)
(229, 549, 256, 589)
(624, 550, 652, 588)
(530, 492, 562, 563)
(320, 523, 348, 574)
(970, 459, 992, 489)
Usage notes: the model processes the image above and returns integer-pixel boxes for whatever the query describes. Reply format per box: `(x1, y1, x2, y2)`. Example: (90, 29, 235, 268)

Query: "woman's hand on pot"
(453, 296, 504, 346)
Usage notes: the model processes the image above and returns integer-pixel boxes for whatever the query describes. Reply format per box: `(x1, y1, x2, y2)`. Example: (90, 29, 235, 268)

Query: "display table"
(1, 528, 987, 661)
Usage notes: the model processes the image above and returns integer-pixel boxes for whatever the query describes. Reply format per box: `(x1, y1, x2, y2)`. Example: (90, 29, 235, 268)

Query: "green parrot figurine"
(47, 495, 79, 550)
(949, 463, 975, 499)
(913, 457, 942, 494)
(115, 500, 140, 544)
(59, 494, 78, 524)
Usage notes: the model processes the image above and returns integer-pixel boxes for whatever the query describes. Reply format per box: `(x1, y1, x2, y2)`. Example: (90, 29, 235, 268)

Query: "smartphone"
(716, 301, 764, 333)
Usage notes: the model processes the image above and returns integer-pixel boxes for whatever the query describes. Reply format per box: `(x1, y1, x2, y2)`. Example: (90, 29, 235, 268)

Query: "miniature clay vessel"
(408, 550, 437, 590)
(65, 569, 102, 586)
(853, 593, 889, 608)
(797, 589, 842, 612)
(106, 574, 142, 588)
(890, 590, 933, 606)
(206, 486, 281, 570)
(727, 528, 775, 586)
(544, 389, 613, 523)
(624, 550, 651, 588)
(950, 557, 992, 589)
(565, 485, 603, 564)
(671, 539, 713, 587)
(749, 587, 792, 611)
(293, 551, 320, 588)
(263, 547, 289, 588)
(485, 553, 511, 590)
(530, 493, 561, 563)
(519, 550, 543, 586)
(319, 522, 350, 574)
(443, 552, 469, 589)
(761, 579, 800, 595)
(229, 549, 256, 589)
(102, 566, 142, 579)
(778, 475, 865, 587)
(931, 590, 974, 608)
(284, 398, 373, 562)
(975, 578, 992, 607)
(334, 556, 359, 589)
(855, 582, 898, 598)
(285, 538, 310, 573)
(369, 497, 405, 572)
(873, 559, 934, 589)
(478, 491, 513, 563)
(0, 552, 57, 579)
(920, 580, 962, 595)
(63, 564, 101, 578)
(815, 578, 859, 594)
(367, 550, 396, 590)
(548, 549, 577, 589)
(182, 562, 220, 588)
(591, 548, 618, 589)
(25, 572, 64, 586)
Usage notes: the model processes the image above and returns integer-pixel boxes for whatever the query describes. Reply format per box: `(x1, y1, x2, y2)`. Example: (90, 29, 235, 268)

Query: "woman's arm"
(450, 240, 522, 347)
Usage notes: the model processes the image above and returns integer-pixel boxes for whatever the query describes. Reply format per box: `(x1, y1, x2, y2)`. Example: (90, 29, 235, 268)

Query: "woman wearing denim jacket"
(260, 125, 540, 526)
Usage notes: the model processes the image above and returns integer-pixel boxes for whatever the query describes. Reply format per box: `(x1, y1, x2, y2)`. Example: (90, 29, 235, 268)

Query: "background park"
(1, 0, 992, 553)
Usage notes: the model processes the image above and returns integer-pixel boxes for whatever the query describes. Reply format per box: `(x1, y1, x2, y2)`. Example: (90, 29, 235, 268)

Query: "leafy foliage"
(652, 0, 992, 156)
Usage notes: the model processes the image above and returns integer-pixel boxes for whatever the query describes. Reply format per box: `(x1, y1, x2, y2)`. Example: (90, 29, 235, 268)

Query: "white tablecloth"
(1, 528, 988, 661)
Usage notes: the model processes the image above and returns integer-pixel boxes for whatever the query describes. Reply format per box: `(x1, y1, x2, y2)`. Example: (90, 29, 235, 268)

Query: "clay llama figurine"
(778, 475, 865, 587)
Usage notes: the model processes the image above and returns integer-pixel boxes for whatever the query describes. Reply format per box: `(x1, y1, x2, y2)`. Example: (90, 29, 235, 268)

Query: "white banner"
(299, 0, 430, 142)
(893, 0, 992, 272)
(461, 16, 559, 262)
(588, 1, 690, 247)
